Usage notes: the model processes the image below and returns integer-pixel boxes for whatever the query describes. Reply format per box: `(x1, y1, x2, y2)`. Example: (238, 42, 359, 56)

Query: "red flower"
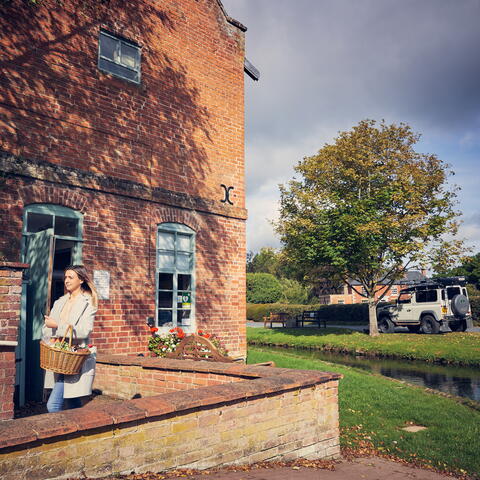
(197, 329, 203, 335)
(204, 333, 211, 339)
(150, 327, 159, 333)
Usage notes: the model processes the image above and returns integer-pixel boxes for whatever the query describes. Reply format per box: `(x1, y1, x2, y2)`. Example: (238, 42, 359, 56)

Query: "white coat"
(42, 292, 97, 398)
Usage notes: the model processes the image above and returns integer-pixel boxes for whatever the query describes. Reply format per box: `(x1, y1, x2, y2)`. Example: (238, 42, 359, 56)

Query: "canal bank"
(247, 326, 480, 367)
(247, 347, 480, 479)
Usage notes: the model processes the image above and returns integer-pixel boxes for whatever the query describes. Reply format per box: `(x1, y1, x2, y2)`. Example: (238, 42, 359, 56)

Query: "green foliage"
(247, 247, 280, 275)
(248, 347, 480, 477)
(247, 327, 480, 366)
(439, 253, 480, 289)
(469, 296, 480, 325)
(276, 119, 463, 334)
(246, 273, 283, 304)
(278, 277, 311, 304)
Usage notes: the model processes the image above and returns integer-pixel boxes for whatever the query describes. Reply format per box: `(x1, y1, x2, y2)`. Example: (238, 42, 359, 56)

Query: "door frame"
(17, 204, 84, 406)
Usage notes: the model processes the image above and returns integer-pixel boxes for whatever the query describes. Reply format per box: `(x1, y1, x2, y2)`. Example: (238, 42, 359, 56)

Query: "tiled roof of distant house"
(349, 270, 426, 286)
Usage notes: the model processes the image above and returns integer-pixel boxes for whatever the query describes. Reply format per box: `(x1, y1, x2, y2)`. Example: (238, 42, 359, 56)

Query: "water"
(262, 346, 480, 403)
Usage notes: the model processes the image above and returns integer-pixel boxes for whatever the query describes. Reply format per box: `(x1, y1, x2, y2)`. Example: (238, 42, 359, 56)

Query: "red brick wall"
(94, 360, 245, 399)
(0, 177, 246, 357)
(0, 0, 247, 357)
(0, 0, 245, 205)
(0, 263, 27, 420)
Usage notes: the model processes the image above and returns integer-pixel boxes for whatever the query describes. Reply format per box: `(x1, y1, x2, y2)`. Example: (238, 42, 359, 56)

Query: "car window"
(416, 289, 438, 303)
(447, 287, 460, 300)
(398, 292, 412, 304)
(462, 288, 467, 296)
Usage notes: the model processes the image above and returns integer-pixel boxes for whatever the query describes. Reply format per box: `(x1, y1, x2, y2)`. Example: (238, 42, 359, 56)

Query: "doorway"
(18, 204, 83, 404)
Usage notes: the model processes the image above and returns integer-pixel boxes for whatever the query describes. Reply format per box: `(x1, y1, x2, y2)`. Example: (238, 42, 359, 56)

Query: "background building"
(317, 271, 427, 305)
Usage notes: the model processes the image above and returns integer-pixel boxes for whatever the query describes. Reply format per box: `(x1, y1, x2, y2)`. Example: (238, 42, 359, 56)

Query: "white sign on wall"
(93, 270, 110, 300)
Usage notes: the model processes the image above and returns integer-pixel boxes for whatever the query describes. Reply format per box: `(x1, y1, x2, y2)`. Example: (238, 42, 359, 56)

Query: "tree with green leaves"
(437, 252, 480, 289)
(276, 119, 463, 336)
(247, 247, 281, 275)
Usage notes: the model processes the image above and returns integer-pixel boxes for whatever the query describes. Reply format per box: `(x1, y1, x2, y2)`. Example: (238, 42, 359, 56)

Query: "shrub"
(278, 277, 310, 304)
(246, 273, 283, 304)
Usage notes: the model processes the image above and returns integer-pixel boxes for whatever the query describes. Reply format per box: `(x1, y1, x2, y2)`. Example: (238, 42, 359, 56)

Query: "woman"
(42, 265, 98, 412)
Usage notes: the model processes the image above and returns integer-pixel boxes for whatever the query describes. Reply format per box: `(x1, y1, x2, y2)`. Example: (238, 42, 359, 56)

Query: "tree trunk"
(368, 296, 379, 337)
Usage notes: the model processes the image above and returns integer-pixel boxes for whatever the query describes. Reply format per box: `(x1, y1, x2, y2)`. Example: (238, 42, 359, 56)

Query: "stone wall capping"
(0, 262, 29, 269)
(0, 418, 38, 449)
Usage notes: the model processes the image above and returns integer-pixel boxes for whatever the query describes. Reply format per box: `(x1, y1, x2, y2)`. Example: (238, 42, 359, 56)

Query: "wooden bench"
(296, 310, 327, 328)
(263, 312, 289, 328)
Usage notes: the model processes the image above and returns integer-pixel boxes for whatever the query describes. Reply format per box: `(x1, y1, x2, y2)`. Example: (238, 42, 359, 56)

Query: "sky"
(221, 0, 480, 256)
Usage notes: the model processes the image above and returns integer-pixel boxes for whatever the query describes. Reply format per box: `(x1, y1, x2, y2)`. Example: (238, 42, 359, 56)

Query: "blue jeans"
(46, 375, 83, 413)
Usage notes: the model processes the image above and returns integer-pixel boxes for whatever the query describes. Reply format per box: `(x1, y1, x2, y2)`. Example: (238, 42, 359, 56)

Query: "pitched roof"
(349, 270, 427, 286)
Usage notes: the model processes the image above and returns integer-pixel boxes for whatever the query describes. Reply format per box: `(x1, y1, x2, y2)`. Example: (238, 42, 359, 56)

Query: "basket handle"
(60, 324, 74, 348)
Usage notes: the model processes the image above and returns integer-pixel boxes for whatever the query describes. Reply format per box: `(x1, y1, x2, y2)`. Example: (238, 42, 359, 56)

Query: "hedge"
(248, 298, 480, 326)
(247, 303, 367, 324)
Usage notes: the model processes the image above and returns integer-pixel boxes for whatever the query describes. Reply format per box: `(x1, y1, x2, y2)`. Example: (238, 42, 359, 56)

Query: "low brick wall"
(95, 355, 248, 398)
(0, 262, 28, 421)
(0, 357, 341, 480)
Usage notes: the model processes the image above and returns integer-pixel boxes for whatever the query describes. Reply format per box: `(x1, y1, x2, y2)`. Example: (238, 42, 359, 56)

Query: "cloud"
(459, 214, 480, 250)
(222, 0, 480, 252)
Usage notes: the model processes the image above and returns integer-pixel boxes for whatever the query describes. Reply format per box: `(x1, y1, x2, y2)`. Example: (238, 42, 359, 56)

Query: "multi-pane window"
(156, 223, 195, 329)
(98, 30, 141, 84)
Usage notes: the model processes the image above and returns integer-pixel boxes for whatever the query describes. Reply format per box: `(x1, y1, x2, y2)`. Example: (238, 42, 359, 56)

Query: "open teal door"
(24, 228, 55, 402)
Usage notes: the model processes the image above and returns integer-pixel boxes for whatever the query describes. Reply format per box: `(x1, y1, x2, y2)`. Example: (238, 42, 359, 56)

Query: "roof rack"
(401, 276, 467, 289)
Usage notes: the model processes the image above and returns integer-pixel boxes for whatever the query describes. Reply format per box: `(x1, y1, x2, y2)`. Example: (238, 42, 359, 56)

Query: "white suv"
(376, 277, 473, 334)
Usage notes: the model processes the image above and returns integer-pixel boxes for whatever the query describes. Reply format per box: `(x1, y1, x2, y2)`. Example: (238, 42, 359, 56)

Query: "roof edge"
(216, 0, 247, 32)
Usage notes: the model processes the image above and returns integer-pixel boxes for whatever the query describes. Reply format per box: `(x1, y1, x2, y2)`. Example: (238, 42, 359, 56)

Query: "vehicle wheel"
(377, 315, 395, 334)
(451, 295, 469, 316)
(450, 320, 467, 332)
(407, 325, 421, 333)
(421, 314, 440, 334)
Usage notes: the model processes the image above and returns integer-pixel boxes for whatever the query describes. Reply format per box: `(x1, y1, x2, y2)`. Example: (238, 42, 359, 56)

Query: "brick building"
(317, 271, 427, 305)
(0, 0, 253, 404)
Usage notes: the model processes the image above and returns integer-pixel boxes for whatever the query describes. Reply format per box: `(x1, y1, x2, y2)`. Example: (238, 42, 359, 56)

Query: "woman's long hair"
(64, 265, 99, 307)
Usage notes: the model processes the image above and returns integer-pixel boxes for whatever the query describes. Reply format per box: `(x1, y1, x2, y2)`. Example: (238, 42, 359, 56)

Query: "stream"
(261, 346, 480, 402)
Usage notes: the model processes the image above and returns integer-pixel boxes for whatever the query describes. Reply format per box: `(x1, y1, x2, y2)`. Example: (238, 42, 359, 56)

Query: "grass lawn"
(247, 326, 480, 366)
(248, 346, 480, 478)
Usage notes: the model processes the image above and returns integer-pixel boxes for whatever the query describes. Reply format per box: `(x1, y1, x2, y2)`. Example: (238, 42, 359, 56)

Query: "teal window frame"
(98, 30, 141, 84)
(21, 204, 84, 260)
(156, 223, 195, 331)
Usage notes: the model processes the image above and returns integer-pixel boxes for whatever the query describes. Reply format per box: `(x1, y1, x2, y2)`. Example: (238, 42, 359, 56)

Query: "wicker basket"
(40, 325, 90, 375)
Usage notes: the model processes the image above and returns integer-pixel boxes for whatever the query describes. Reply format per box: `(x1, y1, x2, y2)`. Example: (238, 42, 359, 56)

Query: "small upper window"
(98, 30, 141, 84)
